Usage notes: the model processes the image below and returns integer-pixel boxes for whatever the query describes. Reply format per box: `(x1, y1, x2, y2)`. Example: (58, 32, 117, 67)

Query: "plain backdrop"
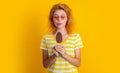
(0, 0, 120, 73)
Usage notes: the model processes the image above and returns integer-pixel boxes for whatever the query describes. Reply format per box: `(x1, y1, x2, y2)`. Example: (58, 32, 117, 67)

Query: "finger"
(55, 52, 59, 57)
(52, 48, 56, 53)
(55, 46, 60, 52)
(53, 48, 58, 53)
(54, 46, 58, 50)
(56, 45, 60, 50)
(59, 45, 64, 49)
(53, 49, 59, 56)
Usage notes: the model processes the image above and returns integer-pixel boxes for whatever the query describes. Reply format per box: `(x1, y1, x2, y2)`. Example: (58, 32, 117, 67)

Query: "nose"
(57, 17, 62, 21)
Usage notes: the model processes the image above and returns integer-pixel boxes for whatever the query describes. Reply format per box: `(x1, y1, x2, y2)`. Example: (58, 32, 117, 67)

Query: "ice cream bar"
(56, 32, 62, 43)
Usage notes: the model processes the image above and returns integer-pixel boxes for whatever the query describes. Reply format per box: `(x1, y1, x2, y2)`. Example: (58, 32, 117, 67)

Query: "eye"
(61, 16, 65, 19)
(53, 15, 59, 20)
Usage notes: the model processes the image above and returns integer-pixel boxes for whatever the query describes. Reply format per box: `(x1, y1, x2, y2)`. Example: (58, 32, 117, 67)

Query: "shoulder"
(43, 33, 51, 37)
(70, 32, 81, 37)
(42, 33, 53, 39)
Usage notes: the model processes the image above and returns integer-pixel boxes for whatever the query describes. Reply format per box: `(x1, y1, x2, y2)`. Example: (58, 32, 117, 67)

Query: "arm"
(55, 45, 81, 67)
(42, 46, 60, 68)
(42, 50, 57, 68)
(62, 48, 81, 67)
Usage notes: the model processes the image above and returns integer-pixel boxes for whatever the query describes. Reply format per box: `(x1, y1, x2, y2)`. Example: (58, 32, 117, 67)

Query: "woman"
(40, 3, 84, 73)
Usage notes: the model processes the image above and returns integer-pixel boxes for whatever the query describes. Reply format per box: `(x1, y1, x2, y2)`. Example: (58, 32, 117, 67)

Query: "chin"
(57, 26, 65, 29)
(56, 26, 62, 28)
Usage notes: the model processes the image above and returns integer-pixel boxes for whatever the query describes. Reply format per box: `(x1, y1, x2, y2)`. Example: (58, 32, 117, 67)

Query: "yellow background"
(0, 0, 120, 73)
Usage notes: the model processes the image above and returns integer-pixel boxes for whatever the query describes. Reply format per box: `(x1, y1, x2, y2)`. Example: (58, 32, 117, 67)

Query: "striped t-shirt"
(40, 33, 84, 73)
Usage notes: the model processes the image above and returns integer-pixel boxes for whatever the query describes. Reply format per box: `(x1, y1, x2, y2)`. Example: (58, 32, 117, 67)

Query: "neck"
(55, 27, 68, 35)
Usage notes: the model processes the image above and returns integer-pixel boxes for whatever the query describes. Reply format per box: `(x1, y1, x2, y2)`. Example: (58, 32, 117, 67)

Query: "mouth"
(57, 23, 62, 26)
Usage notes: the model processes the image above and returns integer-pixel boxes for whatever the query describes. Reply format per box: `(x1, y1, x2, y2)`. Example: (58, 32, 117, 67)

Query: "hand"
(54, 44, 66, 56)
(52, 46, 59, 57)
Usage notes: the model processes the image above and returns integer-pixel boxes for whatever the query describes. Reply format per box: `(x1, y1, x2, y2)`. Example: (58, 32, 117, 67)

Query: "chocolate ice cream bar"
(56, 32, 62, 43)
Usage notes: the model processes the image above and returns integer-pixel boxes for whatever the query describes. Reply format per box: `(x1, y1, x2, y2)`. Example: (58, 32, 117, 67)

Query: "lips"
(57, 23, 62, 25)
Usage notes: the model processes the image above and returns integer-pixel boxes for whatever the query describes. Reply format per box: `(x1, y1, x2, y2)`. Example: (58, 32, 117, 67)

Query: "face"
(53, 10, 67, 29)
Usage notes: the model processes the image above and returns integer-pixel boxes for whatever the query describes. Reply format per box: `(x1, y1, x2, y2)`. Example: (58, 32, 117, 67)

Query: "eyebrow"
(53, 14, 58, 15)
(53, 14, 66, 16)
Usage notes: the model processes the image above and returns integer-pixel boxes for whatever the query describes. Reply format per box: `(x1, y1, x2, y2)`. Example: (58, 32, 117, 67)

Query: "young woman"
(40, 3, 84, 73)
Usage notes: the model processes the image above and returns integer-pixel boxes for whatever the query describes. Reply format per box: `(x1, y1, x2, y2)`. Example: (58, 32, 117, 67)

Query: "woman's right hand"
(52, 46, 59, 57)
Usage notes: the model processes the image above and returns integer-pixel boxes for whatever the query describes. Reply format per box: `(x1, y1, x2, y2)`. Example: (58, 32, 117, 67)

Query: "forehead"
(54, 10, 66, 15)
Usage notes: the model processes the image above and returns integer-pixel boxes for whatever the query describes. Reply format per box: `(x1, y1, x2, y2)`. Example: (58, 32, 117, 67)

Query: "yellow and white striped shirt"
(40, 33, 84, 73)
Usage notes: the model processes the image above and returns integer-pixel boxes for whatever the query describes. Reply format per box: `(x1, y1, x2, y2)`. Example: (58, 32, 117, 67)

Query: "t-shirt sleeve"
(74, 34, 84, 49)
(40, 35, 48, 50)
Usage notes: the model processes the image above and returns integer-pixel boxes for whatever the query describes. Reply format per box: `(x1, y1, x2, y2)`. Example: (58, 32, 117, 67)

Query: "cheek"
(53, 18, 57, 22)
(63, 18, 68, 23)
(52, 19, 58, 26)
